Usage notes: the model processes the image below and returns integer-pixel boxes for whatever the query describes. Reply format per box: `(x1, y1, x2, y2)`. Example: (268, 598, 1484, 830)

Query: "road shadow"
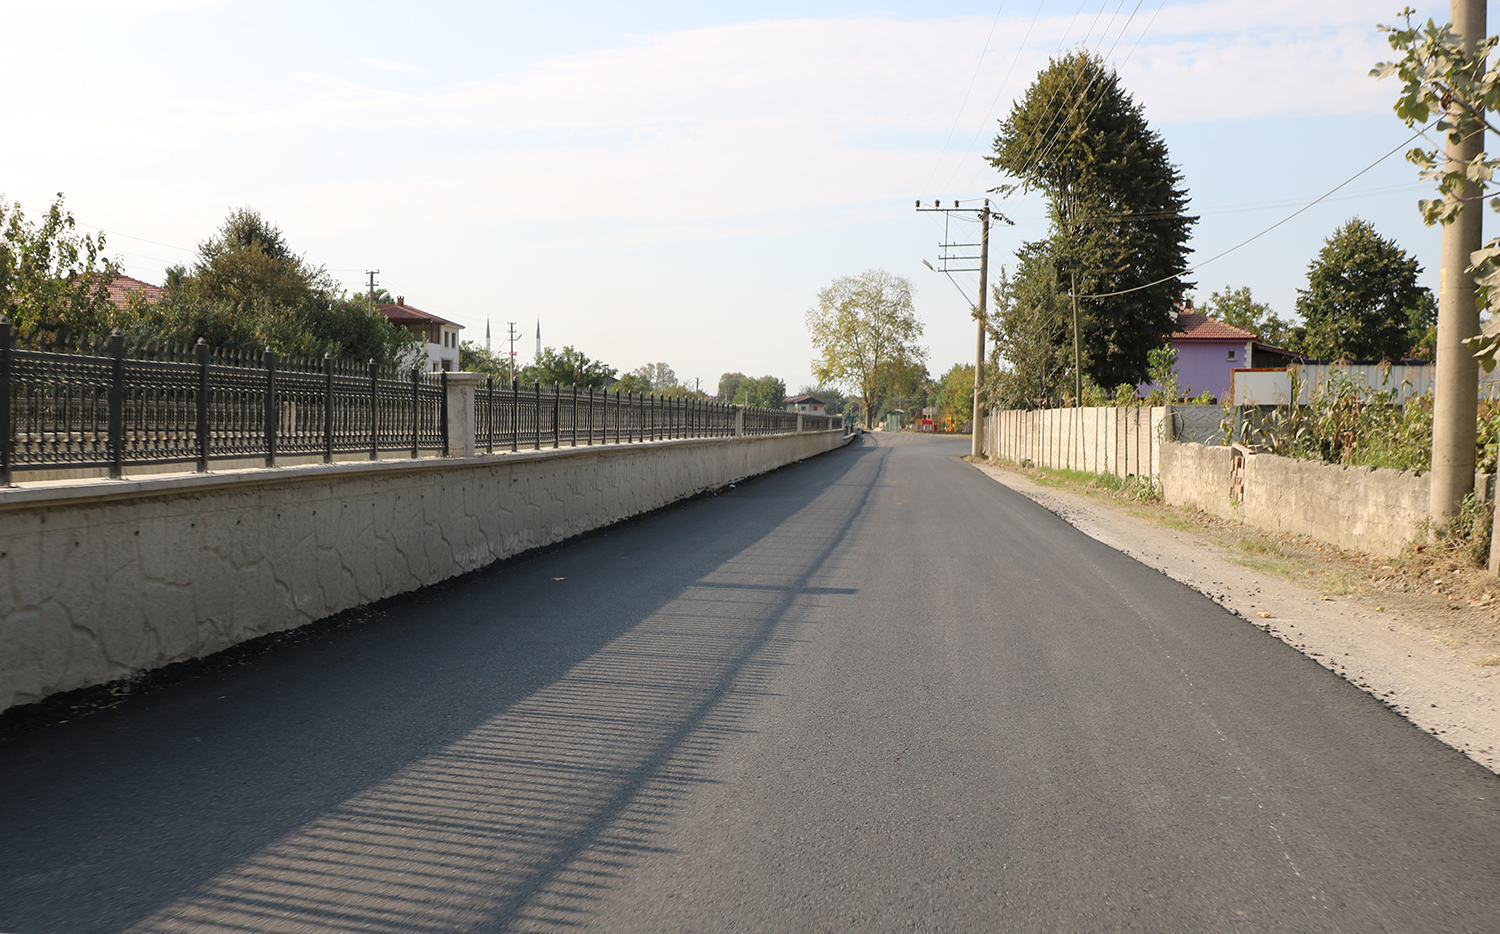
(0, 437, 887, 934)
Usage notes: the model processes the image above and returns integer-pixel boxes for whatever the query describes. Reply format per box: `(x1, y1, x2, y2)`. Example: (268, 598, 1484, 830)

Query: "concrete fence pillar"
(734, 406, 745, 437)
(797, 413, 804, 433)
(444, 372, 487, 457)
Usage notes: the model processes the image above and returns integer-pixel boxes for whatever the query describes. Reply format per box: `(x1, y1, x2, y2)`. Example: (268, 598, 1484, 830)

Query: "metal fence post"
(323, 353, 334, 464)
(196, 339, 210, 472)
(486, 376, 494, 455)
(571, 383, 578, 447)
(106, 330, 127, 478)
(511, 378, 519, 452)
(440, 370, 450, 457)
(263, 347, 277, 468)
(534, 381, 541, 450)
(368, 359, 379, 460)
(0, 319, 12, 486)
(552, 382, 560, 449)
(410, 367, 420, 459)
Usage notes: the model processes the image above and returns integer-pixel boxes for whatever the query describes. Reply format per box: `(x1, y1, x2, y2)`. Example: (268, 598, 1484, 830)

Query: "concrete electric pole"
(1431, 0, 1487, 530)
(916, 198, 1011, 457)
(366, 270, 380, 317)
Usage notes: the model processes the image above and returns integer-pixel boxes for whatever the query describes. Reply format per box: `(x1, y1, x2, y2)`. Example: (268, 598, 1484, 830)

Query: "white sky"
(0, 0, 1457, 392)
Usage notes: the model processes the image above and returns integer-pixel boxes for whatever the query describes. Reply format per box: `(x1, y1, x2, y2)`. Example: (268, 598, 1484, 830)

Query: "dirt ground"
(967, 457, 1500, 775)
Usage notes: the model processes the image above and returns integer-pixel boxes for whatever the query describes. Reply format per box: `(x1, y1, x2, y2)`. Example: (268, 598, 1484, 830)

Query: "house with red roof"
(1140, 304, 1300, 402)
(375, 296, 463, 372)
(104, 275, 164, 307)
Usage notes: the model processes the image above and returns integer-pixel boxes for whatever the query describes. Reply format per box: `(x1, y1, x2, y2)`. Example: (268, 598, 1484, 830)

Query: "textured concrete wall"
(0, 430, 850, 713)
(1160, 441, 1236, 519)
(1161, 441, 1431, 557)
(1241, 454, 1429, 557)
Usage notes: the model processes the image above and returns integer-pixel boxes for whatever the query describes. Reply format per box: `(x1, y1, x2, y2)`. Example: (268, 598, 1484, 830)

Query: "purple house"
(1164, 312, 1256, 401)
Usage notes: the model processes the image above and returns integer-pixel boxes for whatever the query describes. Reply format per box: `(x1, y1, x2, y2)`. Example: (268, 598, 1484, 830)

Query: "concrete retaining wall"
(0, 430, 850, 714)
(1160, 441, 1236, 518)
(1161, 441, 1433, 557)
(983, 405, 1221, 481)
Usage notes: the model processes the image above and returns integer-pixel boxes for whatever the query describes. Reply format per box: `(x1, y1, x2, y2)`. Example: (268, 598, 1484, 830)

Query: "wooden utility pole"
(1431, 0, 1487, 530)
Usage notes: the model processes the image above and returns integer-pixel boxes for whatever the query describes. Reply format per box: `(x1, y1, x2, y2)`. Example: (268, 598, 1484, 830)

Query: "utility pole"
(1431, 0, 1487, 530)
(973, 201, 990, 458)
(506, 321, 519, 383)
(915, 198, 1012, 457)
(1070, 271, 1082, 405)
(366, 270, 380, 316)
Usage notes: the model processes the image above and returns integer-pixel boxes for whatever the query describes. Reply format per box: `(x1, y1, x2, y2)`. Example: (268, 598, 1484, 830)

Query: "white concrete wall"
(0, 430, 850, 714)
(983, 405, 1221, 481)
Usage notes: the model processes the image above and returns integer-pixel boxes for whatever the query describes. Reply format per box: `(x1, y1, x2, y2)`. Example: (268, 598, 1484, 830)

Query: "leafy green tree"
(460, 340, 511, 378)
(172, 208, 327, 309)
(744, 375, 787, 408)
(521, 345, 616, 388)
(806, 269, 927, 428)
(870, 358, 928, 424)
(717, 372, 747, 403)
(0, 193, 122, 335)
(138, 209, 411, 366)
(932, 363, 976, 428)
(985, 243, 1073, 410)
(1197, 285, 1303, 352)
(989, 51, 1194, 387)
(1295, 218, 1432, 361)
(1375, 13, 1500, 364)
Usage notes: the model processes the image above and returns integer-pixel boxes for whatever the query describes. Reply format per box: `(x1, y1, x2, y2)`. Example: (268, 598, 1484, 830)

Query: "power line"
(919, 2, 1011, 197)
(1076, 126, 1432, 301)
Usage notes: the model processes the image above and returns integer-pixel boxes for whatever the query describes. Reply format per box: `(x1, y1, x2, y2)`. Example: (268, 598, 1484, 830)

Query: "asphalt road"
(1, 432, 1496, 933)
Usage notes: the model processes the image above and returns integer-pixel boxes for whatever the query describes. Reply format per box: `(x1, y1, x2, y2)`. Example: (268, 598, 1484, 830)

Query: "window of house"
(1227, 349, 1236, 361)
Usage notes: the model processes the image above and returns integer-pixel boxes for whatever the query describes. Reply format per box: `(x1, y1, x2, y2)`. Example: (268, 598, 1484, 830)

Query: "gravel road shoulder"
(968, 457, 1500, 774)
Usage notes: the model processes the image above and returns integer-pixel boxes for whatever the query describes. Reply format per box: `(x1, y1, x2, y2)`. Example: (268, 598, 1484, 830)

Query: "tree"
(742, 375, 788, 408)
(141, 208, 411, 366)
(1197, 285, 1303, 352)
(460, 340, 510, 378)
(173, 208, 327, 309)
(1294, 218, 1432, 361)
(932, 364, 976, 429)
(985, 243, 1072, 410)
(1374, 12, 1500, 361)
(717, 372, 747, 403)
(989, 51, 1195, 387)
(0, 193, 122, 335)
(522, 346, 616, 388)
(806, 269, 927, 428)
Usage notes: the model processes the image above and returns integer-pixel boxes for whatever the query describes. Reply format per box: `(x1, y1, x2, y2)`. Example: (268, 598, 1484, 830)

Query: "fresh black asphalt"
(1, 432, 1496, 932)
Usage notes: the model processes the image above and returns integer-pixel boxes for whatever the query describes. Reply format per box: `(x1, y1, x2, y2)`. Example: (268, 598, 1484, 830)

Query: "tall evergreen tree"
(989, 51, 1194, 387)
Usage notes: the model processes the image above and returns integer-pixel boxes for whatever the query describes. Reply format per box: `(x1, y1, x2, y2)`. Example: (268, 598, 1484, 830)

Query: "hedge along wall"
(0, 429, 852, 715)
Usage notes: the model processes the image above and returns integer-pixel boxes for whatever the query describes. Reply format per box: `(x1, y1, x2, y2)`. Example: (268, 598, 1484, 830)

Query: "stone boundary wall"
(0, 430, 851, 714)
(1161, 441, 1436, 557)
(982, 405, 1222, 481)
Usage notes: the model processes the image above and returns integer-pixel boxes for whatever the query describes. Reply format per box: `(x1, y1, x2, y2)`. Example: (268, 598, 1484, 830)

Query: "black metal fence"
(471, 379, 748, 451)
(0, 322, 846, 484)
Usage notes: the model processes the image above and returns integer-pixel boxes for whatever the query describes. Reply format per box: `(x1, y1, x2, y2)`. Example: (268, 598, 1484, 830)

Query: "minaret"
(535, 320, 541, 361)
(485, 318, 491, 354)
